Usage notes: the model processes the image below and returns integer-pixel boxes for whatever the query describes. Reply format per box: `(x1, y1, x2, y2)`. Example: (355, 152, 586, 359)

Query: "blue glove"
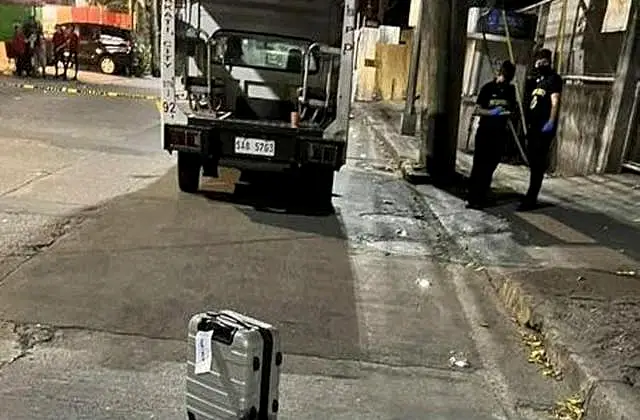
(488, 107, 504, 116)
(542, 120, 555, 133)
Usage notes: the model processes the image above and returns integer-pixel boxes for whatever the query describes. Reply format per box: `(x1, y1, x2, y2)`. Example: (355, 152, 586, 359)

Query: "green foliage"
(131, 36, 151, 77)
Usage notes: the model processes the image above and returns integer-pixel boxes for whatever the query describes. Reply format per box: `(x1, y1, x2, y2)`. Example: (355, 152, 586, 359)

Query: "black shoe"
(516, 200, 537, 212)
(466, 201, 484, 210)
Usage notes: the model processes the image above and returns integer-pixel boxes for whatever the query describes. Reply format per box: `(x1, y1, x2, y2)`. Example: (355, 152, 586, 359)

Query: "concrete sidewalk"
(357, 101, 640, 419)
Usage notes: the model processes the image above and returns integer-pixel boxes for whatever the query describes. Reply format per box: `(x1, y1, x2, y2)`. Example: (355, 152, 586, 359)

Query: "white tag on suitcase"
(194, 330, 213, 374)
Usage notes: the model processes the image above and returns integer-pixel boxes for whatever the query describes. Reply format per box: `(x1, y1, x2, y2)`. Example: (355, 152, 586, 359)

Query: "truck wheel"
(177, 151, 201, 193)
(300, 165, 335, 211)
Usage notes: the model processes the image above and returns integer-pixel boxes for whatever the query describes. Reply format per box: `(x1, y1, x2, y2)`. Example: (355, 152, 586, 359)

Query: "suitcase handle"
(206, 311, 253, 330)
(198, 317, 238, 345)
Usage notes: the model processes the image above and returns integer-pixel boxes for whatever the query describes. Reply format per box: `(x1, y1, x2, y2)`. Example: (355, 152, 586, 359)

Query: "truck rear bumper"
(163, 119, 345, 171)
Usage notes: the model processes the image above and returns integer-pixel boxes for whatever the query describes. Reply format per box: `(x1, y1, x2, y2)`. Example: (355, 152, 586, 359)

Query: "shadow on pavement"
(488, 200, 640, 263)
(0, 169, 362, 365)
(199, 172, 344, 239)
(418, 170, 534, 208)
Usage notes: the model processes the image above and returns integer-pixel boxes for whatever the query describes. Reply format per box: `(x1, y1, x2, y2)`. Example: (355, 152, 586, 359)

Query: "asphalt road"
(0, 82, 568, 419)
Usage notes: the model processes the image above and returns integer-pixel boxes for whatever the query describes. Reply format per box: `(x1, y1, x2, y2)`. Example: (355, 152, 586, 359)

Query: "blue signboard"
(476, 8, 538, 40)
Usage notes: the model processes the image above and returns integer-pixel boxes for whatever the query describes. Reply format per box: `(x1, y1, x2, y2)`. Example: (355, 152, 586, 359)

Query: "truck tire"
(177, 151, 201, 193)
(300, 165, 334, 211)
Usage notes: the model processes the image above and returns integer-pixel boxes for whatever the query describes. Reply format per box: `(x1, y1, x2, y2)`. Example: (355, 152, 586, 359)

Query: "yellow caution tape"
(0, 79, 159, 101)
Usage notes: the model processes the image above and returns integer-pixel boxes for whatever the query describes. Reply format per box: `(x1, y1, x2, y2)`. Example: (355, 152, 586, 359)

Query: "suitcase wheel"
(275, 352, 283, 366)
(241, 407, 257, 420)
(253, 356, 260, 371)
(272, 399, 279, 413)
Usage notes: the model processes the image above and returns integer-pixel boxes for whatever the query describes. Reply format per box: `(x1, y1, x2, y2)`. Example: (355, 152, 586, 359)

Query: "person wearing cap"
(519, 48, 562, 211)
(466, 60, 517, 210)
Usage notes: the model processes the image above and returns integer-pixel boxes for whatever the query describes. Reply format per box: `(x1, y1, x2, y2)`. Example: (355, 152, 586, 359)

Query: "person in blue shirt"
(467, 60, 517, 210)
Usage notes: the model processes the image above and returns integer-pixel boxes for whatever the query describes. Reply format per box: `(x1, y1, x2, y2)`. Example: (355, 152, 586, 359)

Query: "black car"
(53, 22, 134, 75)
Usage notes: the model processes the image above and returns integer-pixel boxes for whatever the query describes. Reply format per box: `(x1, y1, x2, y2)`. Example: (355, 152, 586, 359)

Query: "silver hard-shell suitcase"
(186, 310, 282, 420)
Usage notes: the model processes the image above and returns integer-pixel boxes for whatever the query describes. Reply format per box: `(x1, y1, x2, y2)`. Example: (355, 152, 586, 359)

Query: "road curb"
(0, 78, 159, 101)
(483, 268, 640, 420)
(361, 113, 404, 170)
(357, 104, 433, 185)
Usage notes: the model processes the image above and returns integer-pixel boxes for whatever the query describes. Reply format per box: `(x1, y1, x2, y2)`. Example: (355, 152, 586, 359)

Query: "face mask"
(537, 64, 551, 75)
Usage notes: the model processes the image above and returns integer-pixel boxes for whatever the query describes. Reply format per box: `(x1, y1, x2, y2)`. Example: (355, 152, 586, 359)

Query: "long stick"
(501, 9, 528, 138)
(508, 119, 529, 166)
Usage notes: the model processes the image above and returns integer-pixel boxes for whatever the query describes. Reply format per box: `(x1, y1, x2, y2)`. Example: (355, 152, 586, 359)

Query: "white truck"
(160, 0, 356, 208)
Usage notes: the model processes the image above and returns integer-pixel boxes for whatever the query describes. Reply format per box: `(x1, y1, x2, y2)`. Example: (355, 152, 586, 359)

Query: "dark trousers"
(15, 54, 27, 76)
(524, 128, 555, 204)
(23, 45, 33, 75)
(468, 130, 504, 205)
(54, 51, 64, 75)
(63, 52, 79, 79)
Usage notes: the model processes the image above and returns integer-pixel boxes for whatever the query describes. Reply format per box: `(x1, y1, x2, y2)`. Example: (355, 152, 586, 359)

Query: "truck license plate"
(234, 137, 276, 157)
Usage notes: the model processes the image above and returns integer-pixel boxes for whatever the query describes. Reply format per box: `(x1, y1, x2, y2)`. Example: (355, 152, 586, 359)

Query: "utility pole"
(416, 0, 468, 184)
(598, 1, 639, 173)
(150, 0, 160, 77)
(129, 0, 135, 31)
(445, 0, 469, 177)
(400, 0, 423, 135)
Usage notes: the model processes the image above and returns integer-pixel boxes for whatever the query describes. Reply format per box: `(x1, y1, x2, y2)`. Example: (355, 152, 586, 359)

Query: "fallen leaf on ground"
(552, 394, 584, 420)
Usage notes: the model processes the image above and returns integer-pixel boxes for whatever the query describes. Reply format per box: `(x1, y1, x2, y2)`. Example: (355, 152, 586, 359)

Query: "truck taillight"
(186, 131, 201, 147)
(307, 142, 337, 165)
(167, 128, 202, 149)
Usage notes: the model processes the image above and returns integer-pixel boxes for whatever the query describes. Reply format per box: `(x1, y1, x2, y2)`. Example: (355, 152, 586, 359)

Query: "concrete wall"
(582, 0, 624, 75)
(552, 82, 612, 176)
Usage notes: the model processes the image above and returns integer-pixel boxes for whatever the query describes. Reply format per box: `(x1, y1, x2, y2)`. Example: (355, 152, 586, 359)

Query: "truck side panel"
(186, 0, 341, 45)
(335, 0, 356, 158)
(161, 0, 188, 150)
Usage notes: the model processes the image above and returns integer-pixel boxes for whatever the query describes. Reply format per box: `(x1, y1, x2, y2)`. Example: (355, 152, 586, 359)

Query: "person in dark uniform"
(63, 25, 80, 81)
(466, 60, 517, 209)
(21, 15, 37, 76)
(52, 25, 66, 78)
(519, 48, 562, 211)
